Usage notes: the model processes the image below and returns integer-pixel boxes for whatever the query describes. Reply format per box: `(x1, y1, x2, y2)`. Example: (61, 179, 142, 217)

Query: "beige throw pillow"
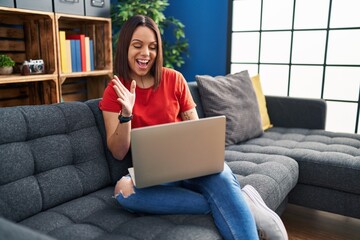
(251, 74, 273, 130)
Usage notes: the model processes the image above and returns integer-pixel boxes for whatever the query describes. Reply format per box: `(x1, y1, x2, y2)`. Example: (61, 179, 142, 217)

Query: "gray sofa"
(0, 81, 359, 240)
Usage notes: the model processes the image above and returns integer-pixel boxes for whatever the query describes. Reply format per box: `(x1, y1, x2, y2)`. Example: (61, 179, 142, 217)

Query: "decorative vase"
(0, 66, 13, 75)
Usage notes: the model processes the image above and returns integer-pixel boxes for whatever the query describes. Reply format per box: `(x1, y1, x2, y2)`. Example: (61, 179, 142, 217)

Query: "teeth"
(138, 59, 149, 63)
(137, 59, 149, 69)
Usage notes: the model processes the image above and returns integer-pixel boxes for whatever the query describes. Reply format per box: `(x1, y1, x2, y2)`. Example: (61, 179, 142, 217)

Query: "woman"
(99, 15, 287, 240)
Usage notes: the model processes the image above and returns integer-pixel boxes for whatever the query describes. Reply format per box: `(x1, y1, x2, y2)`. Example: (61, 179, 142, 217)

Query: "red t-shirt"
(99, 67, 196, 128)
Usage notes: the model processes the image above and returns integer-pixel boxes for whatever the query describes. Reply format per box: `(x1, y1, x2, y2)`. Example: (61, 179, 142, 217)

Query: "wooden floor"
(281, 204, 360, 240)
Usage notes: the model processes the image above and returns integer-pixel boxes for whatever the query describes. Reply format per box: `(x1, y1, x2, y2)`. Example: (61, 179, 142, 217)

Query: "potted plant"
(0, 54, 15, 75)
(111, 0, 188, 69)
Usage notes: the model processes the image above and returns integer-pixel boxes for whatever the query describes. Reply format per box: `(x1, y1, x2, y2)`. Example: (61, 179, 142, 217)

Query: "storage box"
(53, 0, 84, 15)
(0, 0, 14, 8)
(84, 0, 110, 18)
(16, 0, 53, 12)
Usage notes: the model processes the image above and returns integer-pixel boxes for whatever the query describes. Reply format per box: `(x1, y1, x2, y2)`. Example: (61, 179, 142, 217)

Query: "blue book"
(74, 40, 82, 72)
(89, 39, 95, 71)
(70, 40, 77, 72)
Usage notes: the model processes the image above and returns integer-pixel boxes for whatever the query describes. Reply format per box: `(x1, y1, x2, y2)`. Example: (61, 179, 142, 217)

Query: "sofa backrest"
(187, 81, 205, 118)
(0, 102, 111, 222)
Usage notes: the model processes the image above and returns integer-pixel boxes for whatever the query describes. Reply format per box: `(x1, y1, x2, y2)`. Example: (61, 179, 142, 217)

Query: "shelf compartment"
(0, 6, 57, 75)
(0, 7, 58, 107)
(61, 76, 108, 102)
(55, 13, 113, 75)
(55, 13, 113, 101)
(0, 77, 58, 107)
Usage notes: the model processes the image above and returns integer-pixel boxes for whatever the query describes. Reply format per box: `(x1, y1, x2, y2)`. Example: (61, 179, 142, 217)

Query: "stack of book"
(59, 31, 95, 73)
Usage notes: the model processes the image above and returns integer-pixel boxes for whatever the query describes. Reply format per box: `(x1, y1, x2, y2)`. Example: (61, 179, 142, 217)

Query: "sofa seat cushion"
(225, 151, 298, 211)
(227, 127, 360, 195)
(20, 187, 222, 240)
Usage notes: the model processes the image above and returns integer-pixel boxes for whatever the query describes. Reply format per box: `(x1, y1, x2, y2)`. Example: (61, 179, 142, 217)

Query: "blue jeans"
(116, 163, 258, 240)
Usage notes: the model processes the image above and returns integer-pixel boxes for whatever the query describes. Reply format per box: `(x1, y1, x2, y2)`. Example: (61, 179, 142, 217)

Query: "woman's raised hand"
(112, 75, 136, 116)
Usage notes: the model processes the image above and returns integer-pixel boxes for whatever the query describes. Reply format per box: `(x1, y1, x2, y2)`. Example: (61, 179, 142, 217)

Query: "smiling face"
(128, 26, 158, 79)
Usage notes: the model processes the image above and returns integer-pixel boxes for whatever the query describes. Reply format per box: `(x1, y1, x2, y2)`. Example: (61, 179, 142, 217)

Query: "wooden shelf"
(0, 74, 58, 84)
(0, 6, 113, 106)
(0, 6, 54, 19)
(59, 70, 113, 84)
(0, 74, 58, 107)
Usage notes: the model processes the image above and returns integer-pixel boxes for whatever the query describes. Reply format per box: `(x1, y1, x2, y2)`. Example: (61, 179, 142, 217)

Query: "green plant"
(111, 0, 188, 69)
(0, 54, 15, 67)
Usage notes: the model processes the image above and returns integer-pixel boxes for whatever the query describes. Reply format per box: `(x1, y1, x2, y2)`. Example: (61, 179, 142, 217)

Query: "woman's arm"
(180, 108, 199, 121)
(103, 111, 131, 160)
(103, 77, 136, 160)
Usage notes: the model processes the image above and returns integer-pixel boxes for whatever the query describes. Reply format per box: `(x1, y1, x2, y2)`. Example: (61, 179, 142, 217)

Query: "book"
(70, 40, 78, 72)
(66, 34, 86, 71)
(59, 31, 68, 73)
(84, 36, 91, 71)
(65, 39, 72, 73)
(74, 40, 82, 72)
(89, 39, 95, 71)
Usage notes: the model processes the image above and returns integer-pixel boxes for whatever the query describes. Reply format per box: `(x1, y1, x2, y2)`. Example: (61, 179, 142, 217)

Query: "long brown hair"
(114, 15, 163, 89)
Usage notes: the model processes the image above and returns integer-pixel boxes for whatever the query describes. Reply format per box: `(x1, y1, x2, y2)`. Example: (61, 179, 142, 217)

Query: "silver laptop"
(128, 116, 226, 188)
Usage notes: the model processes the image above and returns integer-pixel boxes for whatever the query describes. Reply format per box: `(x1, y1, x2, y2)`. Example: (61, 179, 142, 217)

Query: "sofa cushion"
(0, 102, 111, 222)
(251, 74, 273, 130)
(196, 70, 263, 145)
(227, 127, 360, 196)
(227, 127, 360, 218)
(0, 217, 56, 240)
(225, 151, 298, 211)
(20, 187, 222, 240)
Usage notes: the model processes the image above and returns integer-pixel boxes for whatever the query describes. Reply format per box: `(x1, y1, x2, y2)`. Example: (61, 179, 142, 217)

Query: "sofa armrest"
(0, 217, 56, 240)
(266, 95, 327, 130)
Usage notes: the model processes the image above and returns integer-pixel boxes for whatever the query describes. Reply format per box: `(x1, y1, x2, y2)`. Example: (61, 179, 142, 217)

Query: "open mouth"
(136, 59, 150, 69)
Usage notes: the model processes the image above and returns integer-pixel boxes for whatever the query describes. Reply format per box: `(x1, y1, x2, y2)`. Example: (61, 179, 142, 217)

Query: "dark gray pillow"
(195, 70, 263, 145)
